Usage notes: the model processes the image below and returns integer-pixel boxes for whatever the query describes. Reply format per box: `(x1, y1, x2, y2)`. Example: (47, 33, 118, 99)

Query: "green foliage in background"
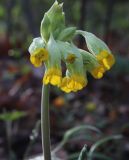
(1, 0, 129, 36)
(0, 111, 27, 121)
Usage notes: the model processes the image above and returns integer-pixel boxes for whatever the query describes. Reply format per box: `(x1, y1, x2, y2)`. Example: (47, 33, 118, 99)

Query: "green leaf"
(68, 152, 80, 160)
(0, 111, 27, 121)
(78, 145, 87, 160)
(64, 125, 101, 141)
(53, 125, 101, 153)
(88, 135, 123, 160)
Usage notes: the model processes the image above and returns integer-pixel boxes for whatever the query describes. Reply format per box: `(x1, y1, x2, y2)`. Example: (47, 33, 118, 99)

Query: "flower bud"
(40, 1, 65, 41)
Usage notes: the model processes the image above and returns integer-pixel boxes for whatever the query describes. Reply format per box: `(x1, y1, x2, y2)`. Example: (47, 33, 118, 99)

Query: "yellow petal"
(60, 77, 72, 93)
(91, 66, 105, 79)
(96, 50, 115, 71)
(30, 48, 49, 67)
(97, 50, 109, 61)
(43, 68, 62, 86)
(60, 75, 87, 92)
(102, 58, 110, 70)
(50, 75, 61, 86)
(30, 55, 42, 67)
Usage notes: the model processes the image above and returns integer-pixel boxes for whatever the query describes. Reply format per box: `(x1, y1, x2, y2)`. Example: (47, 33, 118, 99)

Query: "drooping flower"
(30, 48, 48, 67)
(57, 41, 88, 92)
(43, 68, 62, 86)
(29, 37, 49, 67)
(43, 35, 62, 86)
(77, 31, 115, 79)
(61, 74, 87, 93)
(96, 50, 115, 71)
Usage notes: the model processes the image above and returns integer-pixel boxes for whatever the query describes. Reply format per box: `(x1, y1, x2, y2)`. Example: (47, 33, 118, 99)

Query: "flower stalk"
(41, 84, 51, 160)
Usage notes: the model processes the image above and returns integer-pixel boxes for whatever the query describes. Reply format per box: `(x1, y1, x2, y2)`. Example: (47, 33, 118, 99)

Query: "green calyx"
(57, 27, 76, 41)
(46, 34, 61, 69)
(76, 30, 111, 55)
(79, 49, 99, 71)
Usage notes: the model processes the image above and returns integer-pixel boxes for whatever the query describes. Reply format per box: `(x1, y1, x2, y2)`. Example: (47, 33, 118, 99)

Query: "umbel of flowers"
(29, 1, 115, 93)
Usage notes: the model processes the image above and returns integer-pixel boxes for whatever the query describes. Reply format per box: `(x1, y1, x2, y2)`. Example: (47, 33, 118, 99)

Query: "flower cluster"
(28, 1, 115, 93)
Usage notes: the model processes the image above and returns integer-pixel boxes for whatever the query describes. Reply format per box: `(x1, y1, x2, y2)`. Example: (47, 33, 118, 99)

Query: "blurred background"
(0, 0, 129, 159)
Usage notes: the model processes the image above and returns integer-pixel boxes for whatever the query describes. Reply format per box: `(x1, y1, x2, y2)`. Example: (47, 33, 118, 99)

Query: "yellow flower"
(96, 50, 115, 70)
(60, 74, 87, 93)
(91, 65, 105, 79)
(60, 77, 72, 93)
(43, 68, 62, 86)
(28, 2, 115, 93)
(30, 48, 49, 67)
(90, 50, 115, 79)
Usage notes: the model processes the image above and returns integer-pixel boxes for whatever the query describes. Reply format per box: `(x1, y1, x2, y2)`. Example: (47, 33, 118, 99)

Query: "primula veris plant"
(28, 1, 115, 160)
(29, 1, 115, 93)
